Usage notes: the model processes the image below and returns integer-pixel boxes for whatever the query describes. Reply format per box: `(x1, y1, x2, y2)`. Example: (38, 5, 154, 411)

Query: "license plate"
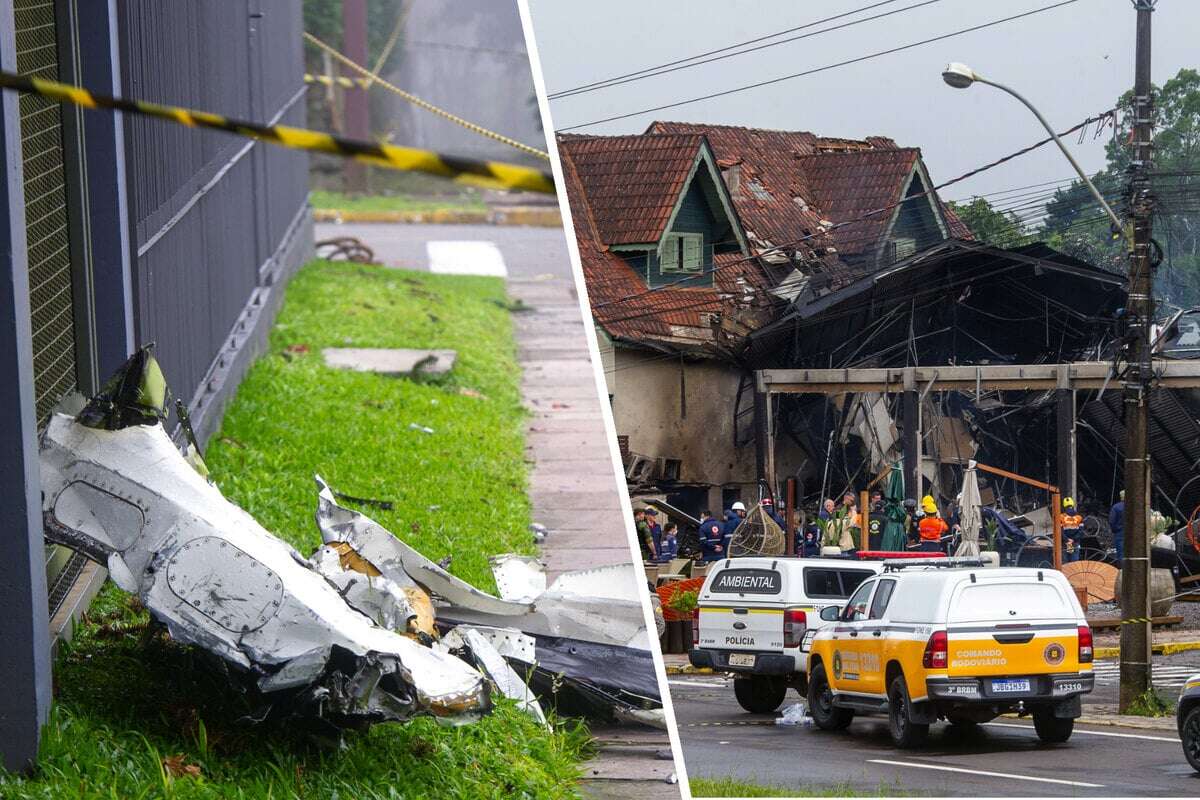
(991, 678, 1031, 693)
(728, 653, 756, 668)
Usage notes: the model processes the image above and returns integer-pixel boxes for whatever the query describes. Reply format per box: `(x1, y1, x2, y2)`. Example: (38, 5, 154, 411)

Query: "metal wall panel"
(116, 0, 308, 414)
(14, 0, 76, 423)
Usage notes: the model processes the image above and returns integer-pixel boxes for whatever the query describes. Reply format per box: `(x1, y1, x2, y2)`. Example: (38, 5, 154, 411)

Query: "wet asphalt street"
(673, 654, 1200, 796)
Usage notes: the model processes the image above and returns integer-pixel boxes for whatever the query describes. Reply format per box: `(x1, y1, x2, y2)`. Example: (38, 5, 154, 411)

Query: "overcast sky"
(526, 0, 1199, 206)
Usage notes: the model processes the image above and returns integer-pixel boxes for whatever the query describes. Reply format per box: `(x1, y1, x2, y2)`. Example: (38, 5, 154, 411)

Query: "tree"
(947, 197, 1025, 246)
(1039, 68, 1200, 302)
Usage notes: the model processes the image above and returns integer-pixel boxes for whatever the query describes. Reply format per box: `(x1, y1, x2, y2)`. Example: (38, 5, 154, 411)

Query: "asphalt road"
(314, 221, 567, 279)
(672, 656, 1200, 796)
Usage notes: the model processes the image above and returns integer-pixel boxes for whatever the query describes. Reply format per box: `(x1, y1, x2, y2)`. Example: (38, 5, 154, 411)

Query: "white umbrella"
(956, 460, 982, 557)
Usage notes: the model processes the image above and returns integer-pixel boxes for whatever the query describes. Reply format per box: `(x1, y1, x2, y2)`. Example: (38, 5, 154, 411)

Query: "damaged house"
(563, 121, 1134, 534)
(558, 130, 804, 516)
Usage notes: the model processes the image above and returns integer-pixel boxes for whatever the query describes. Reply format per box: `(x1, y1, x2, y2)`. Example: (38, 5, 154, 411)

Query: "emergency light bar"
(855, 550, 946, 560)
(881, 556, 988, 572)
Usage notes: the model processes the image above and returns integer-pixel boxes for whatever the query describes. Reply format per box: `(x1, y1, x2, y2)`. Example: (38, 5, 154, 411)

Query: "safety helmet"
(1063, 497, 1076, 509)
(732, 501, 747, 512)
(921, 495, 938, 514)
(644, 507, 658, 516)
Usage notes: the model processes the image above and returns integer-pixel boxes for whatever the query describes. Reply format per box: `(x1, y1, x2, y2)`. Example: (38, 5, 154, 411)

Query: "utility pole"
(341, 0, 369, 194)
(1119, 0, 1156, 713)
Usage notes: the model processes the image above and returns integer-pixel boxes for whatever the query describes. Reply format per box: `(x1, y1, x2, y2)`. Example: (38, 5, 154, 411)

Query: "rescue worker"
(819, 497, 836, 520)
(1060, 497, 1084, 563)
(762, 496, 785, 529)
(1110, 491, 1125, 562)
(635, 507, 656, 561)
(868, 491, 884, 549)
(645, 507, 662, 559)
(800, 514, 822, 557)
(917, 495, 949, 552)
(903, 498, 919, 547)
(723, 501, 747, 553)
(658, 523, 679, 562)
(697, 510, 725, 561)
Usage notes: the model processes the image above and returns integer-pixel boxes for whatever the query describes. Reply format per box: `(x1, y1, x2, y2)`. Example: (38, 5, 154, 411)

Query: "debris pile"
(41, 348, 660, 732)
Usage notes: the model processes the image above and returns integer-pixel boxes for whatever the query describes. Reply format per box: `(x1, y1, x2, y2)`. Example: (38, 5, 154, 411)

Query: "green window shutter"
(682, 235, 702, 270)
(661, 235, 679, 271)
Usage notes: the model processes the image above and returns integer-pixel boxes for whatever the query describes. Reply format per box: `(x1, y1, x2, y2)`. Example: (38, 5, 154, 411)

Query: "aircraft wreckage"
(40, 348, 659, 730)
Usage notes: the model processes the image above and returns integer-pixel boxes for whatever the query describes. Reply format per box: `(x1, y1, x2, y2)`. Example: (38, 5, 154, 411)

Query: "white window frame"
(661, 233, 703, 274)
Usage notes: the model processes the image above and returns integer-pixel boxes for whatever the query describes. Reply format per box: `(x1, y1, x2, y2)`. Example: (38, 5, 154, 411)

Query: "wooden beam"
(758, 361, 1200, 395)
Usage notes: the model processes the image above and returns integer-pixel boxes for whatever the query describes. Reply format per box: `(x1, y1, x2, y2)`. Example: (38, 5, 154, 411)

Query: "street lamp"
(941, 62, 1125, 236)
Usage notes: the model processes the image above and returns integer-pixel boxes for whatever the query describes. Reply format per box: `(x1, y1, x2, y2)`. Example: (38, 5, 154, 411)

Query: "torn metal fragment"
(40, 351, 490, 729)
(489, 554, 546, 603)
(314, 486, 662, 720)
(444, 626, 546, 725)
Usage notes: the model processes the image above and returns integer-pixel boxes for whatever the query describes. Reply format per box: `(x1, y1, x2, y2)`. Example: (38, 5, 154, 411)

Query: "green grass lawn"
(309, 190, 488, 214)
(689, 776, 917, 797)
(0, 261, 589, 799)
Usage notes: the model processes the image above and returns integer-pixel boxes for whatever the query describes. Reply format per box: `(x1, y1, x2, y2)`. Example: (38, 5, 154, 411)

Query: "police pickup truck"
(689, 557, 884, 713)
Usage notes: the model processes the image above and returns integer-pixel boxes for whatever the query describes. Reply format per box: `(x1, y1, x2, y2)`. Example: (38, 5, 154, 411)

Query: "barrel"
(1115, 567, 1175, 618)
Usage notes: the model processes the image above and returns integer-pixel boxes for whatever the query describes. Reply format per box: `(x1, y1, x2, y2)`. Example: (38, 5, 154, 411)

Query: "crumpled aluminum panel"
(40, 414, 490, 726)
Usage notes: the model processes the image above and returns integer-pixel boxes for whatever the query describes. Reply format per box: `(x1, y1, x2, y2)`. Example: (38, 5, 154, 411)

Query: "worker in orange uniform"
(1060, 497, 1084, 563)
(918, 495, 949, 553)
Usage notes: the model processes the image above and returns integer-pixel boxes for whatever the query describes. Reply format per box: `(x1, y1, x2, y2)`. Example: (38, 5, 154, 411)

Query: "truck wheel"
(733, 676, 787, 714)
(807, 663, 853, 730)
(888, 674, 929, 748)
(1032, 707, 1074, 743)
(1182, 706, 1200, 772)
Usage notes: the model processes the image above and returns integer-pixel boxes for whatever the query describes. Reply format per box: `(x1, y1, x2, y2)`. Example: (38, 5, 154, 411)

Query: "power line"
(547, 0, 905, 99)
(557, 0, 1082, 131)
(549, 0, 942, 101)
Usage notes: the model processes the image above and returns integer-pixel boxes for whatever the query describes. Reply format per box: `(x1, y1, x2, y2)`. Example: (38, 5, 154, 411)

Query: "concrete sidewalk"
(314, 221, 672, 797)
(506, 272, 630, 581)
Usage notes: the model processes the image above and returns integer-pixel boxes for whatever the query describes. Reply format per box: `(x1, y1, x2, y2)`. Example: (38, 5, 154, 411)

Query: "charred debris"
(41, 348, 660, 737)
(642, 237, 1200, 568)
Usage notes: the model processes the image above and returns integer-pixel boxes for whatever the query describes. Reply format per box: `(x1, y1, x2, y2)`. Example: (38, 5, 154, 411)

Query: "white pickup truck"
(688, 557, 884, 713)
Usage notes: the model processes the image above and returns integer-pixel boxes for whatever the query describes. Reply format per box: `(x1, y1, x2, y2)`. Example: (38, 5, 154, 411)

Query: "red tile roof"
(797, 148, 920, 256)
(649, 121, 969, 281)
(561, 120, 968, 348)
(556, 133, 704, 245)
(559, 137, 774, 349)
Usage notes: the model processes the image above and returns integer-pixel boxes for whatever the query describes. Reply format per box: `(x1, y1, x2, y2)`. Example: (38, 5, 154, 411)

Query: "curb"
(665, 664, 712, 675)
(312, 206, 562, 227)
(1094, 640, 1200, 659)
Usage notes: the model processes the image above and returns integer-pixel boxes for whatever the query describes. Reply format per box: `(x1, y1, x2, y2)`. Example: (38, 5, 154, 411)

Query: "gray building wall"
(116, 0, 311, 444)
(382, 0, 544, 168)
(0, 0, 311, 769)
(604, 343, 808, 512)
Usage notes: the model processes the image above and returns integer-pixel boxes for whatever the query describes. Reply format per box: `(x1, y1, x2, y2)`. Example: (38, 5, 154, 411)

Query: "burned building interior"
(658, 237, 1200, 571)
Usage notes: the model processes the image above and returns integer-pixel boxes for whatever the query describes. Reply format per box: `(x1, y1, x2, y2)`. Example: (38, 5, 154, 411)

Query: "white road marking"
(426, 241, 507, 276)
(868, 759, 1104, 788)
(668, 679, 726, 689)
(986, 721, 1180, 743)
(1090, 660, 1200, 686)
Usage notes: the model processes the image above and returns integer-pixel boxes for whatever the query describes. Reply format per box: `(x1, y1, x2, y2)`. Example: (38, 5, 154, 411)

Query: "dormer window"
(661, 233, 703, 273)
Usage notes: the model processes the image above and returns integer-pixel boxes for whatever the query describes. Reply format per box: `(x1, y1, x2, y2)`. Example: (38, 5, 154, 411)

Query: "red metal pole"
(342, 0, 369, 193)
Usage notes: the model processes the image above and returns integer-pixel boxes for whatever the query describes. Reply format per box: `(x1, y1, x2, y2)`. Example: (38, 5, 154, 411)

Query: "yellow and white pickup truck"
(806, 559, 1094, 747)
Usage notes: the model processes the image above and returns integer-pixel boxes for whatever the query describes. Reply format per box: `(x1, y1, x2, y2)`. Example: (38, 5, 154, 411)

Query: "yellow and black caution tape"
(303, 31, 549, 162)
(304, 73, 370, 90)
(0, 70, 554, 195)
